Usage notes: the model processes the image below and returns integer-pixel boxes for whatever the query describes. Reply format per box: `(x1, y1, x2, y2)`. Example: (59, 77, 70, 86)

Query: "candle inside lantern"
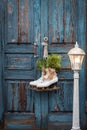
(75, 58, 80, 63)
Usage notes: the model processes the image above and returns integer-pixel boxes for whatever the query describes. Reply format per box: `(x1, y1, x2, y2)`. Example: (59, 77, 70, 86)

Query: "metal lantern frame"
(68, 41, 85, 130)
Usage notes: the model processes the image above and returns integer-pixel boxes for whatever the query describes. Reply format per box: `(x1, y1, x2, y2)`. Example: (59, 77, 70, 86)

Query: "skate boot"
(29, 71, 45, 86)
(37, 68, 58, 88)
(37, 75, 58, 88)
(29, 77, 42, 86)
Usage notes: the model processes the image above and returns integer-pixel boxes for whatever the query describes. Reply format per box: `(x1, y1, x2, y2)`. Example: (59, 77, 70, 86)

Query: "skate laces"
(42, 68, 57, 81)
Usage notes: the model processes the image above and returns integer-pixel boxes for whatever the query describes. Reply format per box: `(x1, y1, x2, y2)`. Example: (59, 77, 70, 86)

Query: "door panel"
(4, 43, 35, 112)
(6, 81, 34, 112)
(49, 81, 73, 112)
(7, 0, 34, 43)
(6, 0, 35, 113)
(48, 43, 74, 112)
(48, 0, 77, 43)
(47, 0, 77, 114)
(4, 43, 36, 112)
(5, 54, 33, 70)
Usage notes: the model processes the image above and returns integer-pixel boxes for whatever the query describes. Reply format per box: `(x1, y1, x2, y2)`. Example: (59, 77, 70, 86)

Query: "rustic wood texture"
(0, 0, 86, 129)
(77, 0, 86, 128)
(0, 0, 5, 122)
(4, 112, 40, 129)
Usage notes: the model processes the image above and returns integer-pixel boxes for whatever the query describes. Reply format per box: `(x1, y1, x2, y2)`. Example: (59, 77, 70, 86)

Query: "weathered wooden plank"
(0, 48, 3, 120)
(40, 1, 48, 129)
(41, 0, 48, 57)
(5, 123, 35, 129)
(4, 43, 35, 54)
(56, 0, 63, 42)
(40, 0, 48, 129)
(48, 0, 77, 43)
(63, 0, 71, 42)
(5, 70, 34, 80)
(33, 0, 41, 44)
(28, 0, 34, 43)
(77, 0, 86, 127)
(63, 81, 73, 111)
(33, 0, 41, 128)
(2, 0, 8, 117)
(5, 54, 34, 70)
(35, 92, 41, 128)
(4, 112, 36, 129)
(48, 42, 75, 54)
(49, 81, 73, 112)
(18, 0, 28, 42)
(58, 70, 73, 81)
(48, 0, 58, 43)
(48, 121, 71, 130)
(18, 82, 27, 111)
(0, 0, 5, 121)
(48, 112, 72, 122)
(26, 89, 34, 112)
(61, 54, 71, 69)
(41, 0, 48, 41)
(18, 82, 34, 112)
(7, 0, 34, 43)
(7, 82, 19, 111)
(0, 1, 2, 51)
(48, 89, 64, 112)
(41, 92, 48, 129)
(7, 0, 18, 42)
(71, 0, 78, 42)
(86, 101, 87, 112)
(4, 112, 35, 119)
(6, 81, 34, 112)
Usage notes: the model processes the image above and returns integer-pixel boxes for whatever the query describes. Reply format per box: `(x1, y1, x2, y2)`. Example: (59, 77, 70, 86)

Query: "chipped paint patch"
(8, 2, 13, 14)
(18, 82, 27, 111)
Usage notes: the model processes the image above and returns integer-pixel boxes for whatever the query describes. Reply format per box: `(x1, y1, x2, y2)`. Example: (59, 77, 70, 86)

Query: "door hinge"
(34, 43, 38, 58)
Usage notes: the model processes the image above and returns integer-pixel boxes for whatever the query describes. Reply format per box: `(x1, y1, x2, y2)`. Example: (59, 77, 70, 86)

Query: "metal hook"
(42, 37, 48, 58)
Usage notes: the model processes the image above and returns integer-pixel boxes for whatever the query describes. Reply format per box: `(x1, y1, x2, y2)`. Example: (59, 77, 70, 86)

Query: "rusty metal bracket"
(42, 37, 48, 58)
(34, 43, 38, 58)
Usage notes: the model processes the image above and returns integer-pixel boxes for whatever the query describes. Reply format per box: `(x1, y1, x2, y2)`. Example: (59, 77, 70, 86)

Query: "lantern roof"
(68, 42, 85, 55)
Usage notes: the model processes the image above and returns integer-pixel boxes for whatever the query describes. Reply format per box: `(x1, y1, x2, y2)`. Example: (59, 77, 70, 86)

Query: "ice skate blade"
(29, 84, 59, 92)
(30, 85, 37, 88)
(36, 82, 58, 89)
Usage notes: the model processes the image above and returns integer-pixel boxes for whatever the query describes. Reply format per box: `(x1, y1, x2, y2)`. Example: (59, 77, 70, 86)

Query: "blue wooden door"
(4, 0, 38, 129)
(2, 0, 86, 129)
(5, 0, 36, 113)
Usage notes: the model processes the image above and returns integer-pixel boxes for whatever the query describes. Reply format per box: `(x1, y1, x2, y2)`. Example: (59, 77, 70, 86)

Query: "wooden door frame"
(86, 0, 87, 112)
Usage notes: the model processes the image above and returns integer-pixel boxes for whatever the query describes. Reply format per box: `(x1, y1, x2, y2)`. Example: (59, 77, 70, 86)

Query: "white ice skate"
(29, 77, 43, 86)
(29, 71, 45, 86)
(37, 76, 58, 88)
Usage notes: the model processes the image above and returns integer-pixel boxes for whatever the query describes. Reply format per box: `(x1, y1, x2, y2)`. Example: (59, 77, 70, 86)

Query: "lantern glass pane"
(69, 55, 84, 70)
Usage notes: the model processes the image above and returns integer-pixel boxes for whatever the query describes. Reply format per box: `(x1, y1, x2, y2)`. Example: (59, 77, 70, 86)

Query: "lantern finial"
(75, 41, 79, 48)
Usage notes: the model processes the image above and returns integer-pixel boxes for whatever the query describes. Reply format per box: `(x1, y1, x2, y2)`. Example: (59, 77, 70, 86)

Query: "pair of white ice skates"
(29, 68, 58, 88)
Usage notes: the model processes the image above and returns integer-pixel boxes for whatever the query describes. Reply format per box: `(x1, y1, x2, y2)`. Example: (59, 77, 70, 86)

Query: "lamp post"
(68, 42, 85, 130)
